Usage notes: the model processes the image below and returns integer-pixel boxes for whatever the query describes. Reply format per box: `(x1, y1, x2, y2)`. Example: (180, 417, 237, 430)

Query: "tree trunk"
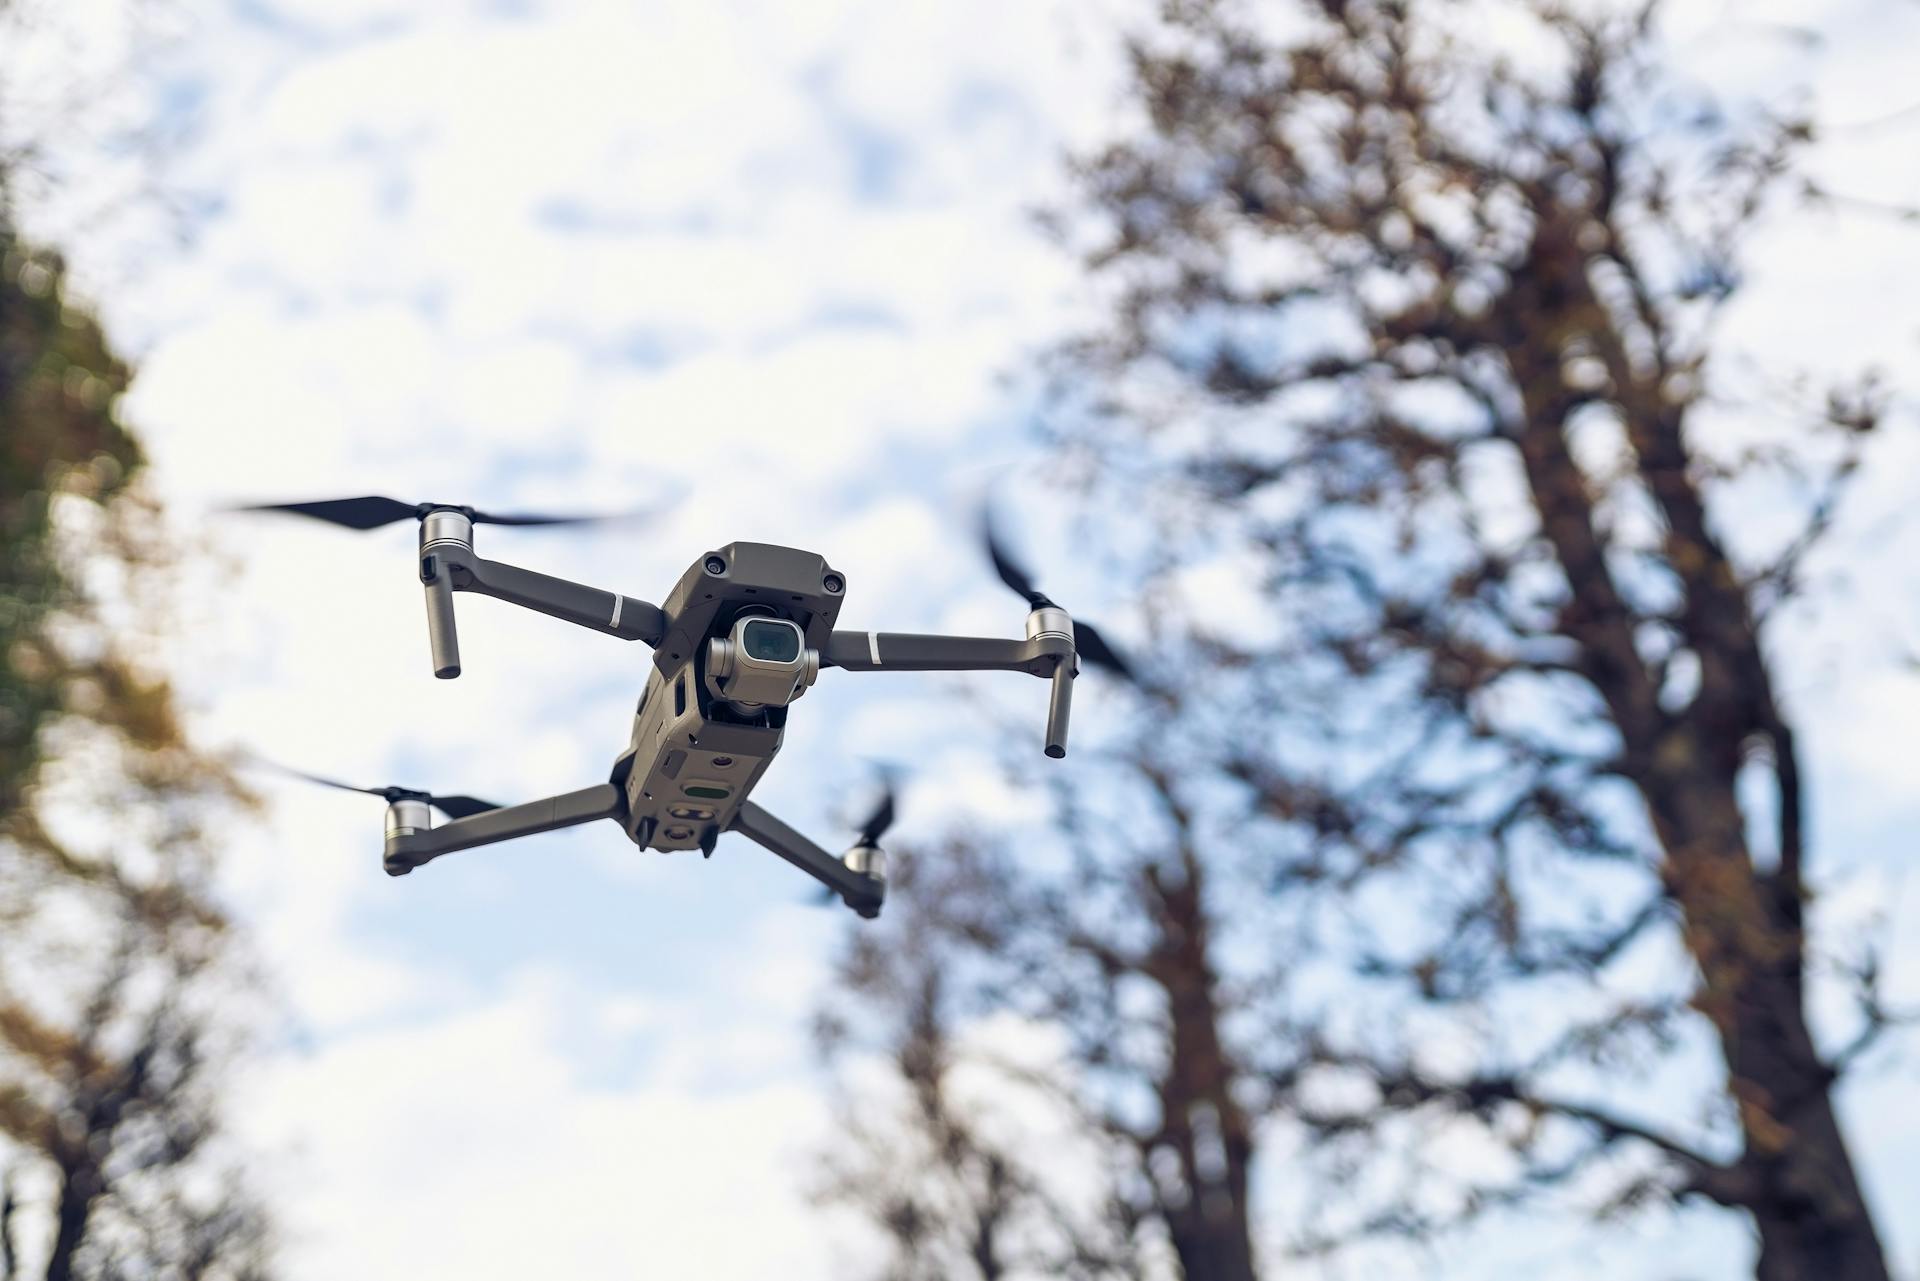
(1143, 852, 1258, 1281)
(1500, 212, 1891, 1281)
(1748, 1095, 1888, 1281)
(1656, 771, 1890, 1281)
(42, 1161, 99, 1281)
(2, 1168, 18, 1281)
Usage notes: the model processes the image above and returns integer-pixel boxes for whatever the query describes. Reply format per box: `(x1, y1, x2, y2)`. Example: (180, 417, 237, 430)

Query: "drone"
(243, 495, 1133, 917)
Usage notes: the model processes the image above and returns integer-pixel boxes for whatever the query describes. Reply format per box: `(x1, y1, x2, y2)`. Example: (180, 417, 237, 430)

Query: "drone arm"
(440, 550, 667, 645)
(730, 801, 884, 918)
(821, 631, 1069, 676)
(822, 628, 1077, 757)
(384, 783, 624, 874)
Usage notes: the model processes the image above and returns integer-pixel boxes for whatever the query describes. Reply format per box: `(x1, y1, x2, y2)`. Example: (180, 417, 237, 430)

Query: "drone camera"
(744, 618, 801, 663)
(706, 617, 818, 709)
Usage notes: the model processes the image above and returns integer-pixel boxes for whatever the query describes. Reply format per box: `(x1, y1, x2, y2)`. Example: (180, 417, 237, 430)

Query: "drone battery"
(622, 661, 782, 853)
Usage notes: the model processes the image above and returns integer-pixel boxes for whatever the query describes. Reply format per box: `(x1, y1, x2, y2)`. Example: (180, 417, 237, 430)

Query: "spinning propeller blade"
(234, 496, 636, 531)
(980, 506, 1139, 683)
(809, 769, 901, 906)
(852, 772, 899, 848)
(260, 761, 501, 820)
(983, 514, 1055, 610)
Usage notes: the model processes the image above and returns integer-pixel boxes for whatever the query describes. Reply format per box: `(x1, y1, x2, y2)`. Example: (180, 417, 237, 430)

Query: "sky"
(6, 0, 1920, 1278)
(7, 1, 1136, 1275)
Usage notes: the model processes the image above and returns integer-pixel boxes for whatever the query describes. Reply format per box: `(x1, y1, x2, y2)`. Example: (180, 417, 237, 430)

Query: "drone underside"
(611, 540, 847, 855)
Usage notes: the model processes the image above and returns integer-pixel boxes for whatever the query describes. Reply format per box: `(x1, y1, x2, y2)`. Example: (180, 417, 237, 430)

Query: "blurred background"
(1, 0, 1917, 1277)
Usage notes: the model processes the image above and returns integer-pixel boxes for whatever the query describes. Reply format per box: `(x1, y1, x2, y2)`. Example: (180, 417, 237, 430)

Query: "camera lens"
(741, 619, 800, 663)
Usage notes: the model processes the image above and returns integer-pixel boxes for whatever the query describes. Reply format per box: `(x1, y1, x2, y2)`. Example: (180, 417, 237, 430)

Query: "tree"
(0, 225, 273, 1279)
(817, 669, 1292, 1281)
(1046, 0, 1905, 1276)
(820, 2, 1913, 1277)
(815, 846, 1110, 1281)
(815, 832, 1177, 1281)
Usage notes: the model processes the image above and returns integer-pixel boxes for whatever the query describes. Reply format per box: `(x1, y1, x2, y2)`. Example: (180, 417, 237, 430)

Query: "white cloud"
(19, 0, 1920, 1276)
(236, 970, 866, 1281)
(50, 3, 1133, 1274)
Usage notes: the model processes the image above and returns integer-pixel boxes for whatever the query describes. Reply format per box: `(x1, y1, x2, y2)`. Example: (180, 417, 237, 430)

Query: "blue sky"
(6, 0, 1920, 1277)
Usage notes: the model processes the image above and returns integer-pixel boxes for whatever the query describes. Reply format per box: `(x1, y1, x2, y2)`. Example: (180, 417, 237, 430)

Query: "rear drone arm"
(383, 783, 625, 875)
(821, 608, 1079, 757)
(731, 801, 885, 918)
(417, 510, 665, 677)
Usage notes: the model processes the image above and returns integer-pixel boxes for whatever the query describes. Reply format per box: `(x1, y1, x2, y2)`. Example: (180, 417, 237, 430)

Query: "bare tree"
(816, 843, 1152, 1281)
(823, 2, 1916, 1277)
(817, 681, 1293, 1281)
(14, 912, 270, 1281)
(1039, 0, 1909, 1277)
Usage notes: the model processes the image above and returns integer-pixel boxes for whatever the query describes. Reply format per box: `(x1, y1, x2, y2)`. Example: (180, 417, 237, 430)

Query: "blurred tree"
(0, 228, 273, 1279)
(0, 239, 139, 808)
(816, 848, 1118, 1281)
(818, 698, 1289, 1281)
(822, 2, 1912, 1279)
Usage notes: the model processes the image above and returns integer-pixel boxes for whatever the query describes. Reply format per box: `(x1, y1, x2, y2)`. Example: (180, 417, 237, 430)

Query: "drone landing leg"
(1044, 661, 1073, 758)
(385, 783, 624, 875)
(730, 801, 884, 918)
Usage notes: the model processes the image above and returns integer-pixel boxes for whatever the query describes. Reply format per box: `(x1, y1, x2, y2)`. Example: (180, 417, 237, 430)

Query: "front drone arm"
(731, 801, 884, 918)
(447, 555, 666, 642)
(384, 783, 624, 875)
(822, 610, 1078, 757)
(417, 511, 665, 677)
(821, 631, 1064, 675)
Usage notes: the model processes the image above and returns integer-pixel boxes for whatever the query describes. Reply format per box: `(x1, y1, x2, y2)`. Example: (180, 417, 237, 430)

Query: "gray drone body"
(249, 495, 1129, 919)
(614, 541, 845, 855)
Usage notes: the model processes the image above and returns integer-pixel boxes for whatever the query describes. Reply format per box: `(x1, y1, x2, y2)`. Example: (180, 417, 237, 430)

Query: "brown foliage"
(0, 231, 271, 1280)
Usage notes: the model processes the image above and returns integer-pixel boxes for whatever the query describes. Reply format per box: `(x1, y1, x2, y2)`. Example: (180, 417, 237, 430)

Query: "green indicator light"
(684, 785, 731, 800)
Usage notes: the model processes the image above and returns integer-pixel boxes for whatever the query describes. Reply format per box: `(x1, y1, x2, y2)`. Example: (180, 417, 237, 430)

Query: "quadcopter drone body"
(259, 499, 1116, 919)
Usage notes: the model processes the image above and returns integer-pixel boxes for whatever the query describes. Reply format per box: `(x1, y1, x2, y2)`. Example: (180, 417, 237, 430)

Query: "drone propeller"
(262, 762, 501, 820)
(851, 772, 899, 849)
(234, 495, 630, 531)
(810, 770, 900, 906)
(981, 507, 1139, 683)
